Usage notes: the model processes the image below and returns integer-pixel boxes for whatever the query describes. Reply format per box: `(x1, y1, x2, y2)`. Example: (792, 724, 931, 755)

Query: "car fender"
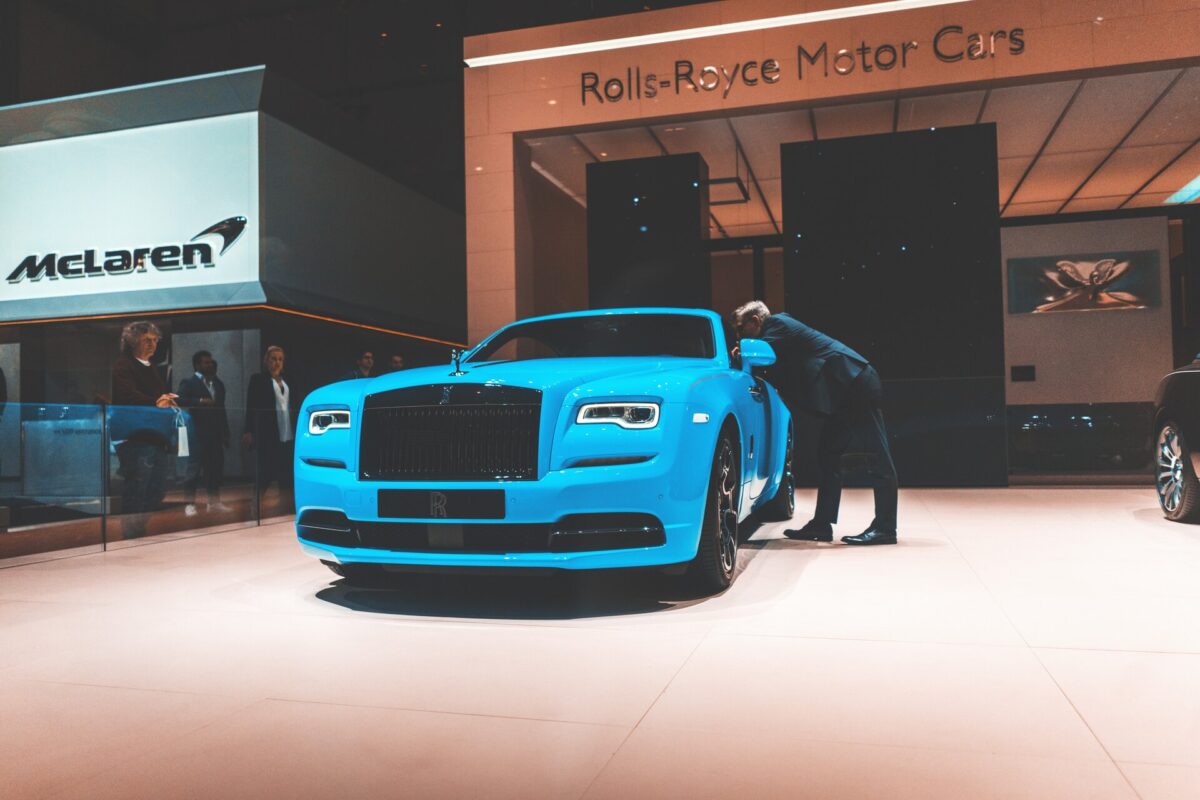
(682, 373, 753, 516)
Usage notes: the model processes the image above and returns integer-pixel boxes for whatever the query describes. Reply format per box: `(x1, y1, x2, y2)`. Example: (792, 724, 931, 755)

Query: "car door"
(730, 367, 770, 501)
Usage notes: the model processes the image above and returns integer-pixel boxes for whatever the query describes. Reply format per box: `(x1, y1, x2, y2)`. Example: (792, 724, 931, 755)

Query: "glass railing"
(0, 402, 295, 563)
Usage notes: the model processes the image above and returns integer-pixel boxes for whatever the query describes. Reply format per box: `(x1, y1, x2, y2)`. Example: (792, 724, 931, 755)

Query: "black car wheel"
(1157, 422, 1200, 523)
(756, 424, 795, 522)
(687, 428, 740, 595)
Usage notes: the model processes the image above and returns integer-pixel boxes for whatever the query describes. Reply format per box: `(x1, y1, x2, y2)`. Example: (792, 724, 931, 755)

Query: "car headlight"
(308, 409, 352, 434)
(576, 402, 659, 429)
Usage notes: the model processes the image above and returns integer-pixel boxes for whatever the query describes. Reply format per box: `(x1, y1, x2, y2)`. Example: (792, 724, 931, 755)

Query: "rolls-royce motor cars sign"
(0, 112, 259, 313)
(580, 23, 1026, 105)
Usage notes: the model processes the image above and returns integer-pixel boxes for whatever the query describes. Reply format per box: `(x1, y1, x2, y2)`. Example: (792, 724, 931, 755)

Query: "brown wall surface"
(464, 0, 1200, 336)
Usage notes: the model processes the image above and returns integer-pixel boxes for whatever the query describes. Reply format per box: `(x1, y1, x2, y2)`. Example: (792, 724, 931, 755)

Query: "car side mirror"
(738, 338, 776, 372)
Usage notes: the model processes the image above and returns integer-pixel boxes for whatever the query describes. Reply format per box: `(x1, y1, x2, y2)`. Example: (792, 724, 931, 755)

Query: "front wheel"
(1157, 422, 1200, 523)
(686, 428, 740, 595)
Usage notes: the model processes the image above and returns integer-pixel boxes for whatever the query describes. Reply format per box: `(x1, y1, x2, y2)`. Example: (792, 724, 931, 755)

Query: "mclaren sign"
(7, 216, 248, 284)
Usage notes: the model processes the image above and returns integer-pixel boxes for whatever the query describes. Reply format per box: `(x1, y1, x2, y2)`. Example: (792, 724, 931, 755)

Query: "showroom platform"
(2, 487, 1198, 799)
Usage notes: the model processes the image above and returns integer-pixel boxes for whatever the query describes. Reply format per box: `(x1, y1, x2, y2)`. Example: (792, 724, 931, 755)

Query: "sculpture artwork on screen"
(1007, 250, 1160, 314)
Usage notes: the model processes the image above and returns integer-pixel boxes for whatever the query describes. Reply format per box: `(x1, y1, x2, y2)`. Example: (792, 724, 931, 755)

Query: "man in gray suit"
(733, 300, 898, 545)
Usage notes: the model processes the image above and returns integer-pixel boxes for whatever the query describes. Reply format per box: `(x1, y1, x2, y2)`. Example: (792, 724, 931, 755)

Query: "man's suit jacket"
(177, 374, 229, 443)
(756, 313, 870, 417)
(244, 372, 298, 450)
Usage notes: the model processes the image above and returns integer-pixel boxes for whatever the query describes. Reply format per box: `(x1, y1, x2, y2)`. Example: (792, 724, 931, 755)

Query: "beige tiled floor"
(2, 487, 1199, 799)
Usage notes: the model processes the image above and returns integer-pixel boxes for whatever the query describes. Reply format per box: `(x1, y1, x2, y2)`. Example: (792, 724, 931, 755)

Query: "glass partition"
(0, 401, 286, 563)
(0, 402, 105, 560)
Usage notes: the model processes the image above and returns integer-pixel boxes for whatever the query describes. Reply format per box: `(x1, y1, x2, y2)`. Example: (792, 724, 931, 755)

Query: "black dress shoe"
(840, 528, 897, 546)
(784, 520, 833, 542)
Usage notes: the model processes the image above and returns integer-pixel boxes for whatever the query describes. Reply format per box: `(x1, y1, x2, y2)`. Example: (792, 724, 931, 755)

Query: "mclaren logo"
(6, 216, 248, 284)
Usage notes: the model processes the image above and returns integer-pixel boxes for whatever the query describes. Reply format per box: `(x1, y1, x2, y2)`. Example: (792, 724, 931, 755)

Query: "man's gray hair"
(262, 345, 285, 369)
(119, 321, 162, 355)
(732, 300, 771, 326)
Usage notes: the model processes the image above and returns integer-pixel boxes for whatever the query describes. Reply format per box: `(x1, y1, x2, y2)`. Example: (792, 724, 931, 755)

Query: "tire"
(686, 427, 740, 595)
(756, 424, 795, 522)
(1157, 422, 1200, 523)
(323, 561, 389, 586)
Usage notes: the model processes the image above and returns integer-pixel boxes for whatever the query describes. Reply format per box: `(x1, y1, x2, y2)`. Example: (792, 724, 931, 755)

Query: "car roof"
(504, 307, 723, 326)
(467, 307, 728, 360)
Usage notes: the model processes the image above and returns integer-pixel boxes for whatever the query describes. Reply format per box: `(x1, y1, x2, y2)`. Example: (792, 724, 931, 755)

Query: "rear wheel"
(686, 428, 740, 595)
(1157, 422, 1200, 523)
(756, 424, 795, 522)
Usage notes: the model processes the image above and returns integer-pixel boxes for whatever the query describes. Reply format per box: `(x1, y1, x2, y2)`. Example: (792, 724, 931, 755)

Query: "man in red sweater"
(111, 321, 177, 539)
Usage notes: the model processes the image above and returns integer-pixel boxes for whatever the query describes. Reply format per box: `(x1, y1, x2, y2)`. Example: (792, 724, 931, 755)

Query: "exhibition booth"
(0, 67, 465, 559)
(461, 0, 1200, 486)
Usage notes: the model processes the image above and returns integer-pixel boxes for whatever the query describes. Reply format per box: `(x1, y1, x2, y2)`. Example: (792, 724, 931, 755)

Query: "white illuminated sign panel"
(0, 112, 259, 306)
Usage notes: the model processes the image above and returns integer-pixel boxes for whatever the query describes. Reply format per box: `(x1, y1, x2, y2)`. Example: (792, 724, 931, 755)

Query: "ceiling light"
(1167, 173, 1200, 205)
(599, 151, 608, 157)
(380, 32, 389, 39)
(474, 166, 484, 172)
(464, 0, 973, 68)
(548, 99, 558, 105)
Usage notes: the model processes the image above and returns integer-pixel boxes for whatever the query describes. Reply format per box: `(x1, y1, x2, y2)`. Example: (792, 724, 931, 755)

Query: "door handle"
(749, 384, 764, 399)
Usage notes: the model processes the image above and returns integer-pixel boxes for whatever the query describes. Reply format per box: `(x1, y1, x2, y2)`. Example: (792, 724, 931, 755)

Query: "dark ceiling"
(4, 0, 714, 211)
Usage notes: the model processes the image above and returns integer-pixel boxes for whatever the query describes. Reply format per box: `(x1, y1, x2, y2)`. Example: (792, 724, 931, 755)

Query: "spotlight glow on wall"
(464, 0, 975, 68)
(1166, 173, 1200, 204)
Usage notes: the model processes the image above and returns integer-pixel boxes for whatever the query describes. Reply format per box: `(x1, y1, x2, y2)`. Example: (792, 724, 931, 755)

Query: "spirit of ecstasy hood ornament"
(449, 349, 467, 376)
(1034, 258, 1146, 312)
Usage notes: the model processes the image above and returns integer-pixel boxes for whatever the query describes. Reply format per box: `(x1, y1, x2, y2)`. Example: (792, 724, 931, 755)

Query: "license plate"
(378, 489, 505, 520)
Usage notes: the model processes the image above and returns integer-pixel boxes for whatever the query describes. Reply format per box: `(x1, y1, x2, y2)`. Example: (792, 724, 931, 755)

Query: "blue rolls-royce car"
(294, 308, 794, 594)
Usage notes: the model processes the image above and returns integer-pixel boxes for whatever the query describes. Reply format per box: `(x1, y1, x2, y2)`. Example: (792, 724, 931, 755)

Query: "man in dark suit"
(178, 350, 230, 515)
(244, 345, 298, 506)
(341, 348, 374, 381)
(733, 300, 898, 545)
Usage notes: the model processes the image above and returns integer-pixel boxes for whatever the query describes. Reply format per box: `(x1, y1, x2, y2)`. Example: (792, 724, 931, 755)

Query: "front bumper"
(294, 455, 709, 570)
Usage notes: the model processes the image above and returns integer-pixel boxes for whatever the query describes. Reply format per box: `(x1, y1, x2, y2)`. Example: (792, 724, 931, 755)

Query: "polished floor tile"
(1, 487, 1196, 798)
(1036, 648, 1200, 767)
(0, 678, 252, 799)
(50, 698, 629, 800)
(638, 634, 1110, 761)
(1118, 762, 1200, 800)
(583, 726, 1137, 800)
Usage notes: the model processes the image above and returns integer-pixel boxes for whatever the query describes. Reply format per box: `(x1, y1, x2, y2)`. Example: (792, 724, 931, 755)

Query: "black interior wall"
(782, 124, 1007, 486)
(586, 153, 710, 310)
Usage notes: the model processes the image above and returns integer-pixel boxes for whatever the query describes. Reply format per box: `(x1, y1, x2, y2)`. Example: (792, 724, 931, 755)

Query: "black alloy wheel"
(1157, 422, 1200, 523)
(756, 424, 795, 522)
(687, 428, 740, 595)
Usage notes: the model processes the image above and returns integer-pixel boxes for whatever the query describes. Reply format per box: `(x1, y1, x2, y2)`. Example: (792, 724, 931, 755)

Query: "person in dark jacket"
(732, 300, 898, 545)
(341, 348, 374, 381)
(111, 321, 177, 539)
(243, 345, 298, 504)
(177, 350, 230, 515)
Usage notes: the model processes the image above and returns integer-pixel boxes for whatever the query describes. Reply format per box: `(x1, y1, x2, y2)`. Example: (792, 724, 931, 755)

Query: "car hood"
(363, 357, 718, 403)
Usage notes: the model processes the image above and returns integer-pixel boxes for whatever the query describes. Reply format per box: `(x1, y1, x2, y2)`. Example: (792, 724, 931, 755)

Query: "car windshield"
(467, 314, 715, 362)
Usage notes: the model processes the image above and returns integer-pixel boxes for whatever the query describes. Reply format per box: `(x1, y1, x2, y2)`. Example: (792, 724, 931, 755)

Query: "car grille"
(359, 384, 542, 481)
